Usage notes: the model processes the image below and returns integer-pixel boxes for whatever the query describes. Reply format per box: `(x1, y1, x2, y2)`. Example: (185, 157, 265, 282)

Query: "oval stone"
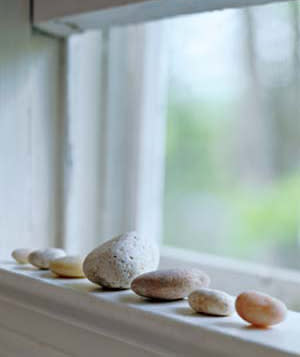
(235, 291, 287, 327)
(28, 248, 66, 269)
(50, 256, 85, 278)
(83, 231, 159, 289)
(131, 268, 210, 300)
(188, 288, 234, 316)
(12, 248, 34, 264)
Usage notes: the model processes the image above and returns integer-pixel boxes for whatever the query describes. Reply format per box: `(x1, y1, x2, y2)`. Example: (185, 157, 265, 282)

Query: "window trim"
(33, 0, 293, 37)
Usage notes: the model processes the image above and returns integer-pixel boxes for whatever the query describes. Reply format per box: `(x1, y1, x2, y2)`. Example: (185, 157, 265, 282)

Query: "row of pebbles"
(12, 231, 287, 328)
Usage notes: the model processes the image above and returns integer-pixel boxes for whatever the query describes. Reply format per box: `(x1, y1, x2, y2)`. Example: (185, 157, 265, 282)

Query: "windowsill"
(161, 246, 300, 311)
(0, 260, 299, 357)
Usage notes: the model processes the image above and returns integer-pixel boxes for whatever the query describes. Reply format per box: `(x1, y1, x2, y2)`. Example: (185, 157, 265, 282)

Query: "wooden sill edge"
(0, 259, 299, 357)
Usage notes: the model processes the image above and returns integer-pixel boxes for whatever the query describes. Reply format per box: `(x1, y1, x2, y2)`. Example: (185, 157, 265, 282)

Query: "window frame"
(33, 0, 294, 37)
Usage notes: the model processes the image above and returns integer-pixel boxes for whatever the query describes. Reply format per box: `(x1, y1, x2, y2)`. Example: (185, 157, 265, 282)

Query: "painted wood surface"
(0, 263, 299, 357)
(0, 0, 63, 259)
(33, 0, 295, 37)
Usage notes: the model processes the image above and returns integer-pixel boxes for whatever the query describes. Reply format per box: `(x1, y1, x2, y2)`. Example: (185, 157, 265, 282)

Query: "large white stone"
(28, 248, 66, 269)
(83, 231, 160, 289)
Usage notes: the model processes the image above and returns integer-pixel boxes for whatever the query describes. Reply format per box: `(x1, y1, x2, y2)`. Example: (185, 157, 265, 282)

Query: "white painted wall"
(0, 0, 64, 259)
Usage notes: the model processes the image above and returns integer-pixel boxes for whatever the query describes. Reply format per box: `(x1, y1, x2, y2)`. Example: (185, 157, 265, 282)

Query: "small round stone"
(12, 248, 34, 264)
(188, 288, 234, 316)
(50, 256, 85, 278)
(28, 248, 66, 270)
(83, 231, 159, 289)
(235, 291, 287, 327)
(131, 268, 210, 301)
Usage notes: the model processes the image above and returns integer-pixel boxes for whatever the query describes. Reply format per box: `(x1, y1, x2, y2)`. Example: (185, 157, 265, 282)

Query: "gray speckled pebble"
(83, 231, 160, 289)
(188, 288, 234, 316)
(12, 248, 34, 264)
(131, 268, 210, 300)
(28, 248, 66, 269)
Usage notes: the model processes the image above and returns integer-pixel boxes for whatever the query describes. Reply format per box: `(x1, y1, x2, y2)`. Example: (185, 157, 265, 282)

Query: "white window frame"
(63, 23, 167, 255)
(33, 0, 293, 37)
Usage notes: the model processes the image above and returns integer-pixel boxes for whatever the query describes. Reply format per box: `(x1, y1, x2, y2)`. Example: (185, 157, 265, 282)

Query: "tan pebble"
(188, 288, 234, 316)
(50, 256, 85, 278)
(12, 248, 34, 264)
(28, 248, 66, 269)
(131, 268, 210, 301)
(235, 291, 287, 327)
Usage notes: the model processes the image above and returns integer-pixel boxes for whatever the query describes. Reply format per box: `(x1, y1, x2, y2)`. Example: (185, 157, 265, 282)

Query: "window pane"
(164, 1, 300, 270)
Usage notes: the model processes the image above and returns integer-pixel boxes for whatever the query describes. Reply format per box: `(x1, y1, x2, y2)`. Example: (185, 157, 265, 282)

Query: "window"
(163, 1, 300, 271)
(35, 0, 300, 275)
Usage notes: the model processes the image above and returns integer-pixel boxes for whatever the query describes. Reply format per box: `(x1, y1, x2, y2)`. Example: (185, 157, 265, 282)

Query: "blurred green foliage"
(164, 96, 300, 266)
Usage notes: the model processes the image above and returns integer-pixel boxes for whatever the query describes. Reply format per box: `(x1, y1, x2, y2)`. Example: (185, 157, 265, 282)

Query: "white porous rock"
(28, 248, 66, 269)
(12, 248, 34, 264)
(83, 231, 160, 289)
(188, 288, 235, 316)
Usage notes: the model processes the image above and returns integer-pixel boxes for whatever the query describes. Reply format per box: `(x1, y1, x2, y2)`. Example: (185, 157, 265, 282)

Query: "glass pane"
(164, 1, 300, 270)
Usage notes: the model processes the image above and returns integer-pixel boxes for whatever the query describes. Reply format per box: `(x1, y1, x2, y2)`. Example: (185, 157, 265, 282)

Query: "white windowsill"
(161, 246, 300, 310)
(0, 258, 299, 357)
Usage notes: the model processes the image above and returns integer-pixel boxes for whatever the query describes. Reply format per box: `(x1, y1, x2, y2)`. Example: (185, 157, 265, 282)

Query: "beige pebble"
(131, 268, 210, 301)
(12, 248, 34, 264)
(83, 231, 159, 289)
(28, 248, 66, 269)
(235, 291, 287, 327)
(188, 288, 234, 316)
(50, 256, 85, 278)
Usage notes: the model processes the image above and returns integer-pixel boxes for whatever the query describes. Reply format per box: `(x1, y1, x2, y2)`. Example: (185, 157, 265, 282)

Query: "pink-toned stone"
(235, 291, 287, 327)
(131, 268, 210, 301)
